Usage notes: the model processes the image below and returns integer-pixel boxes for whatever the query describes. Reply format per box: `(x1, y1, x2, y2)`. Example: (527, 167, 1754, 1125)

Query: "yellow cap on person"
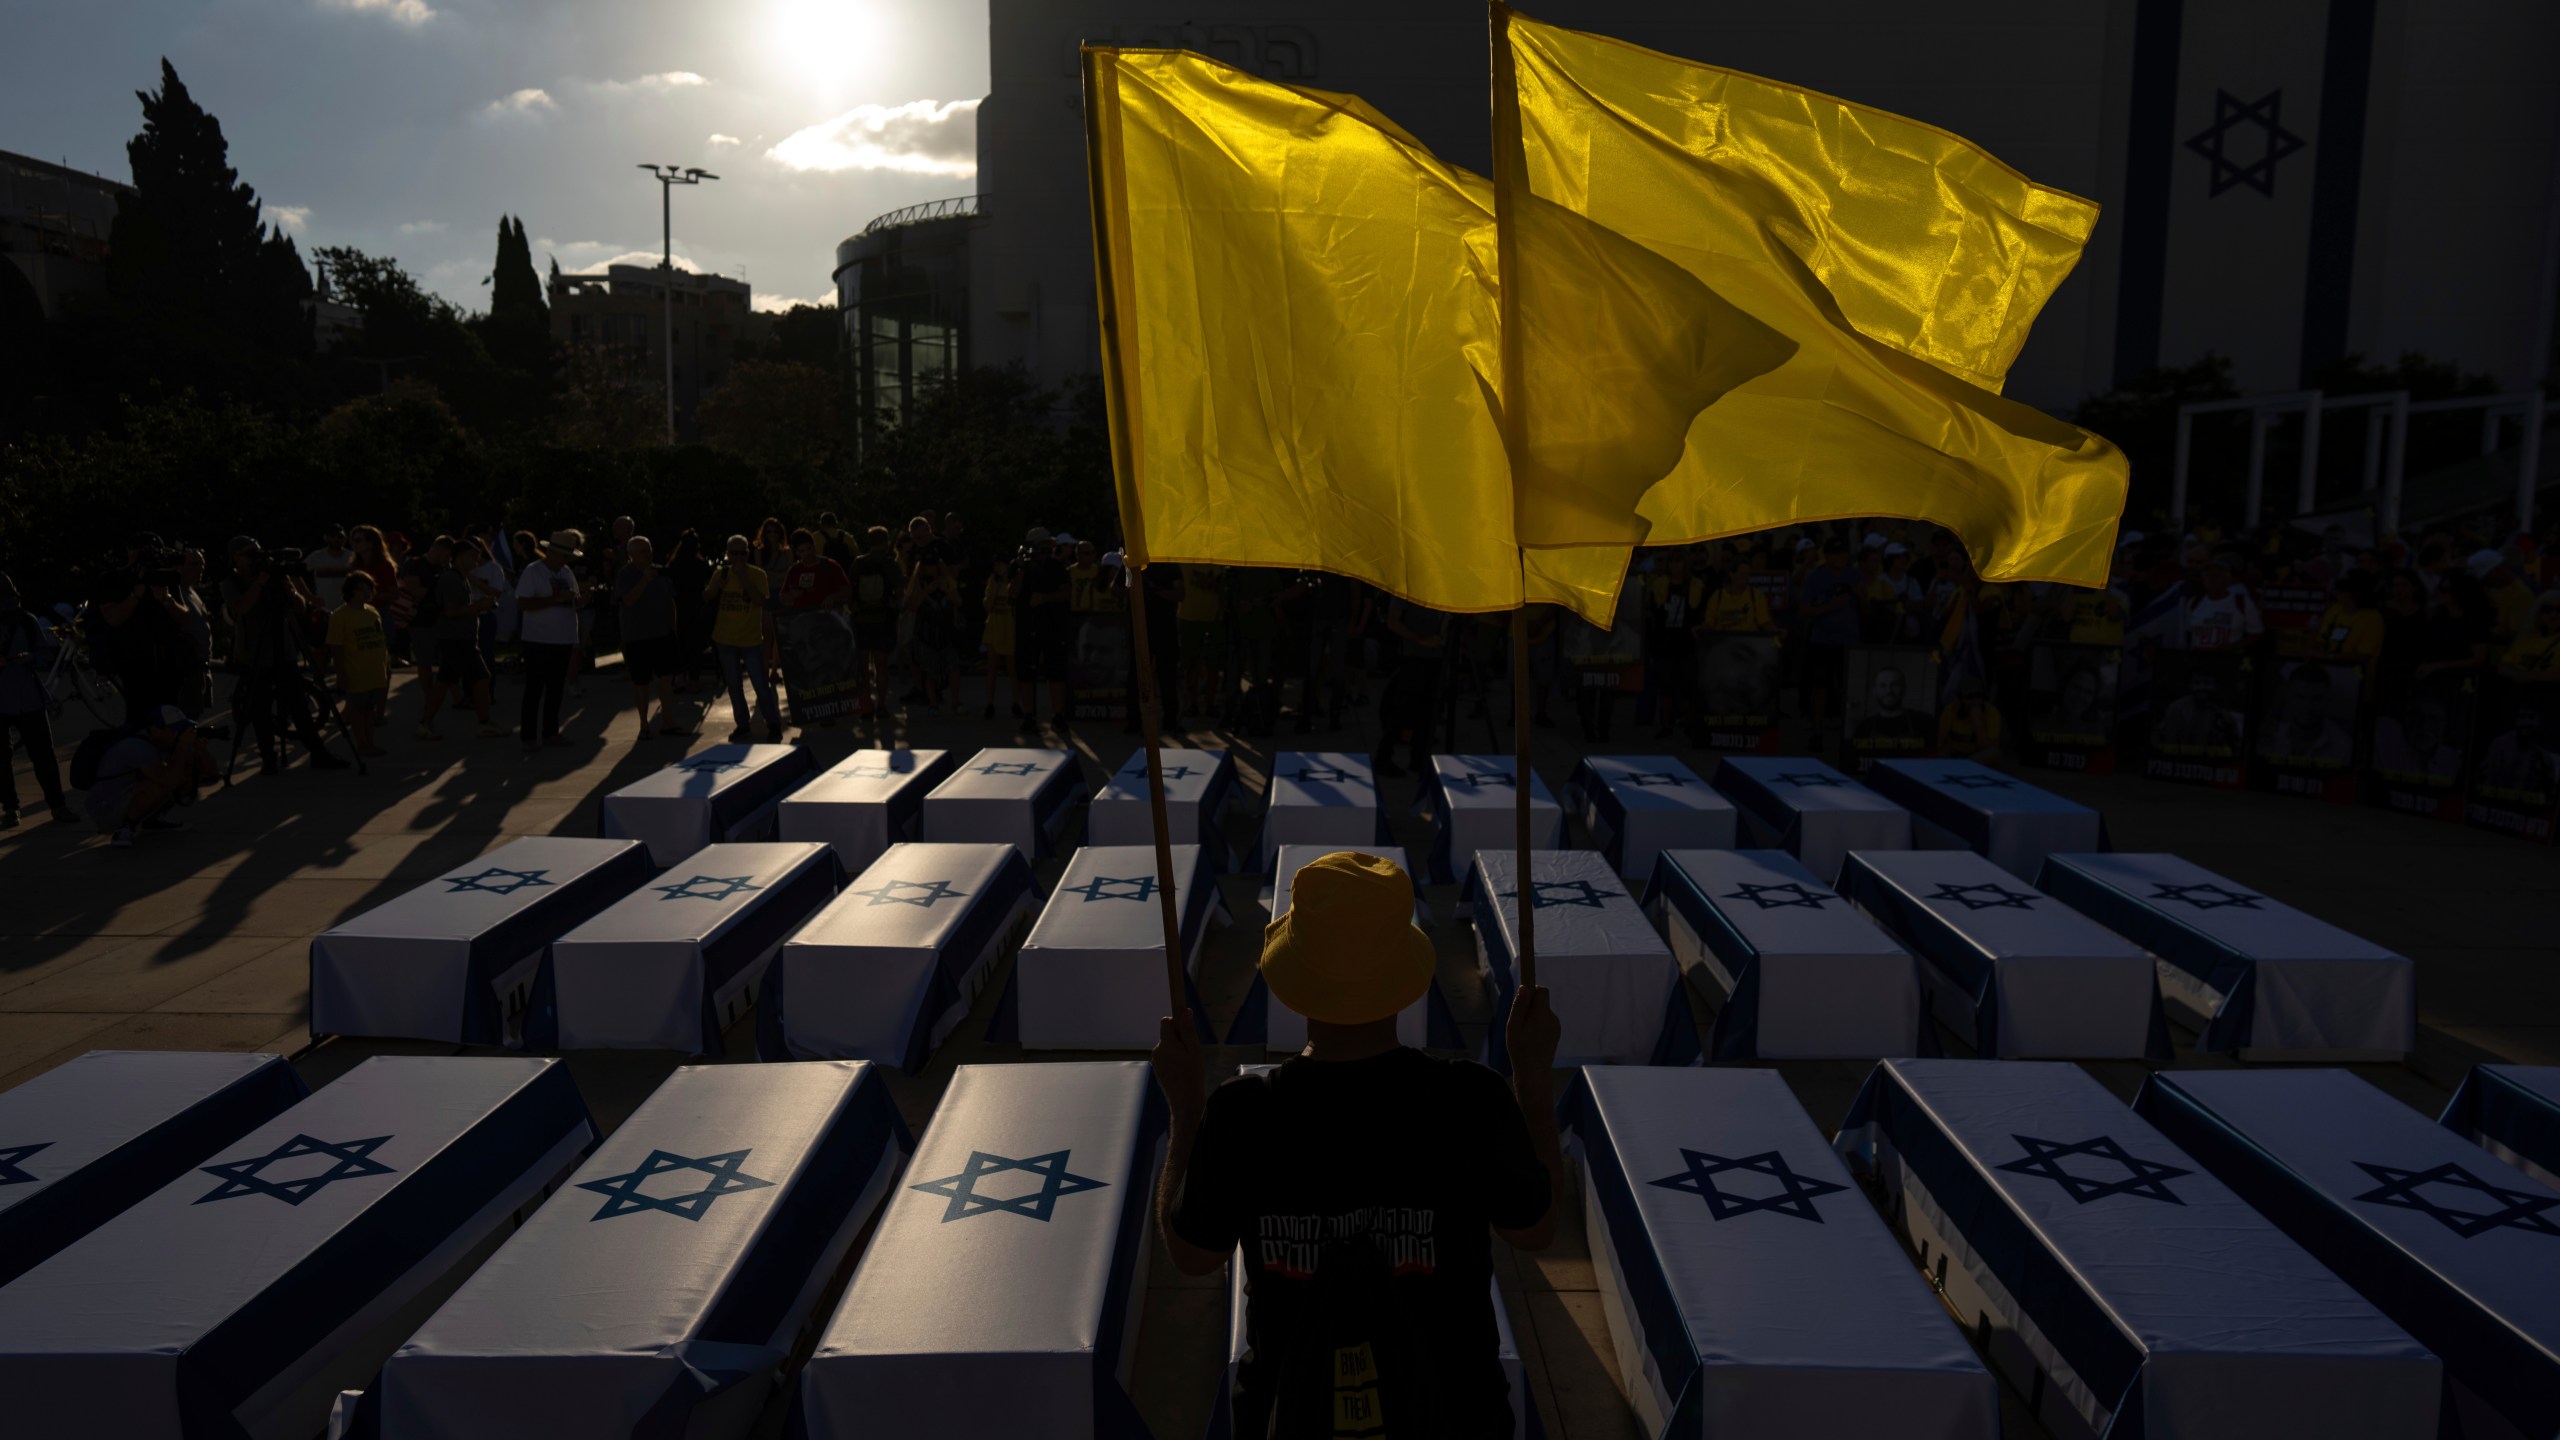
(1259, 850, 1435, 1026)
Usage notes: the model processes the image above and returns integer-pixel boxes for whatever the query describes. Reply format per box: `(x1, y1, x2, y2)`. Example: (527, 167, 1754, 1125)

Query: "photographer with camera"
(91, 531, 193, 723)
(221, 536, 346, 775)
(0, 572, 77, 827)
(416, 535, 502, 741)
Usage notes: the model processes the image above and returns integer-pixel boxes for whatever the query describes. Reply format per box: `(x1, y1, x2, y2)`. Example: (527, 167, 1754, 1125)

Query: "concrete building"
(837, 0, 2560, 431)
(0, 149, 129, 325)
(548, 261, 754, 438)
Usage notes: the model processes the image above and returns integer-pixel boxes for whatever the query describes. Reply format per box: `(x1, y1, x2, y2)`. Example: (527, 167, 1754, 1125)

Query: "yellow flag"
(1086, 46, 1753, 621)
(1502, 10, 2128, 585)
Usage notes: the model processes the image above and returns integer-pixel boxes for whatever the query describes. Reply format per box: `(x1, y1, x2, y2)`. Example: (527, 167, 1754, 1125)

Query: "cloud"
(753, 293, 829, 313)
(484, 88, 557, 118)
(318, 0, 434, 26)
(768, 98, 977, 176)
(267, 204, 311, 231)
(588, 72, 711, 96)
(397, 220, 446, 236)
(707, 133, 742, 148)
(594, 250, 705, 274)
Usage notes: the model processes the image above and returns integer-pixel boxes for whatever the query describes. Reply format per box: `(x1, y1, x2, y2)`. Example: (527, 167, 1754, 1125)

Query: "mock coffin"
(776, 748, 959, 875)
(0, 1050, 307, 1288)
(2441, 1064, 2560, 1192)
(1641, 849, 1930, 1060)
(544, 841, 845, 1054)
(378, 1061, 911, 1440)
(600, 743, 818, 867)
(1421, 754, 1564, 885)
(1255, 752, 1389, 872)
(1842, 850, 2169, 1060)
(1006, 844, 1220, 1050)
(310, 836, 652, 1046)
(1562, 755, 1737, 881)
(1840, 1059, 2440, 1440)
(1710, 757, 1909, 887)
(921, 748, 1089, 859)
(1566, 1066, 1998, 1439)
(1087, 747, 1238, 870)
(796, 1062, 1165, 1440)
(0, 1056, 594, 1440)
(2038, 852, 2414, 1059)
(1863, 759, 2104, 880)
(756, 842, 1039, 1071)
(2138, 1068, 2560, 1439)
(1465, 850, 1696, 1071)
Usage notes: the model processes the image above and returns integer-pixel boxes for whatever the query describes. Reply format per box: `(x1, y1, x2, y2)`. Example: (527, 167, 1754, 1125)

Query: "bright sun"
(764, 0, 885, 93)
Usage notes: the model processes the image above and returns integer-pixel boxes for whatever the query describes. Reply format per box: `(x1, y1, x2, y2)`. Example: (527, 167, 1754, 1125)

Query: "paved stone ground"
(3, 672, 2553, 1438)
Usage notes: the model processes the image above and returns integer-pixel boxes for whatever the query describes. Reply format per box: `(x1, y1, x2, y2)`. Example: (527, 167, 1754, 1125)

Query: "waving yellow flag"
(1499, 9, 2128, 583)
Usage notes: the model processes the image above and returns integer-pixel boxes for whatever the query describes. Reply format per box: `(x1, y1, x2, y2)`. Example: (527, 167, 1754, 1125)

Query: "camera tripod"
(219, 655, 366, 786)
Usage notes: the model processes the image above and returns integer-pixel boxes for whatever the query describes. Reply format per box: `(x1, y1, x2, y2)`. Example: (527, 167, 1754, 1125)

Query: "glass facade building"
(835, 196, 980, 433)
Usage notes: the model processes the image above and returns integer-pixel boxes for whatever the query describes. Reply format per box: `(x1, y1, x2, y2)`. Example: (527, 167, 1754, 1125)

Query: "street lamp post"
(636, 164, 718, 443)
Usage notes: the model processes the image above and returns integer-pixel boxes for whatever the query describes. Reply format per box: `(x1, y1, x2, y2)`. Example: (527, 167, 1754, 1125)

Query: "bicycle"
(43, 602, 121, 727)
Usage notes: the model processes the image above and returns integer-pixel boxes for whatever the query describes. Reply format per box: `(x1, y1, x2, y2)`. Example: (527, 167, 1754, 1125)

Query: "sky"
(2, 0, 991, 312)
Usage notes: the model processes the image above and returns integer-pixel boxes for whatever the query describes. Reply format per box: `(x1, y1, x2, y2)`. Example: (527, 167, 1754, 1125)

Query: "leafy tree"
(2074, 355, 2242, 527)
(700, 359, 845, 471)
(108, 59, 310, 357)
(481, 215, 550, 373)
(740, 303, 841, 370)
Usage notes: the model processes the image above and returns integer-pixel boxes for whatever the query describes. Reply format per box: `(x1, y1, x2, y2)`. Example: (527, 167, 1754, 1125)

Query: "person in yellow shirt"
(1068, 541, 1104, 613)
(703, 534, 781, 743)
(1699, 565, 1773, 633)
(981, 556, 1018, 720)
(2500, 591, 2560, 682)
(2313, 573, 2386, 663)
(1937, 675, 2003, 763)
(324, 572, 391, 756)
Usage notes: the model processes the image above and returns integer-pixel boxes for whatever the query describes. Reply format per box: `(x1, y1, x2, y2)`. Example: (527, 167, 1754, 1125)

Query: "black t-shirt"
(1022, 553, 1071, 625)
(1173, 1049, 1548, 1439)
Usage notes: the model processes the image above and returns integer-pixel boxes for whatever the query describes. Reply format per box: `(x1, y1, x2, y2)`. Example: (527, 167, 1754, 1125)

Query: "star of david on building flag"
(2352, 1160, 2560, 1240)
(443, 867, 555, 895)
(1997, 1135, 2191, 1204)
(1769, 772, 1842, 788)
(1289, 765, 1366, 786)
(852, 878, 970, 908)
(1722, 881, 1840, 911)
(0, 1141, 51, 1185)
(1619, 771, 1690, 788)
(1929, 881, 2040, 911)
(676, 757, 749, 774)
(1934, 772, 2018, 791)
(197, 1134, 396, 1205)
(2186, 88, 2305, 198)
(654, 874, 765, 902)
(974, 761, 1045, 777)
(2149, 882, 2264, 911)
(1648, 1148, 1847, 1222)
(1499, 879, 1613, 910)
(911, 1148, 1109, 1222)
(577, 1147, 776, 1221)
(1067, 875, 1159, 903)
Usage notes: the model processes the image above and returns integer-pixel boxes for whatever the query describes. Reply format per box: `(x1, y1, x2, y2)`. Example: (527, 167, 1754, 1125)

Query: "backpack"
(69, 724, 141, 792)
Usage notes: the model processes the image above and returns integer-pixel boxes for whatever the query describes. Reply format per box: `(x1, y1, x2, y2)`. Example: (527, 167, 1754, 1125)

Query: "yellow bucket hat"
(1259, 850, 1435, 1026)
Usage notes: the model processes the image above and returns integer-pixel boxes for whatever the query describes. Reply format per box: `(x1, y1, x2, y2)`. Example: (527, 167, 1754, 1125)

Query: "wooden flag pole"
(1490, 1, 1537, 993)
(1125, 573, 1190, 1017)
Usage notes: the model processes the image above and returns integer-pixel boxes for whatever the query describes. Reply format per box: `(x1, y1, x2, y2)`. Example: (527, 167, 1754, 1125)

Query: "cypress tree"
(108, 58, 310, 355)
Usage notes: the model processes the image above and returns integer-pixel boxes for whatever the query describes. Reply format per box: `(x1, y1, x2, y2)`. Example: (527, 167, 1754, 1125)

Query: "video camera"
(244, 546, 311, 580)
(139, 548, 187, 589)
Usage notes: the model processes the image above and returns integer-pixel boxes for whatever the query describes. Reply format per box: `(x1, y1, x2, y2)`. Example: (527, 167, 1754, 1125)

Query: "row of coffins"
(3, 1051, 2551, 1438)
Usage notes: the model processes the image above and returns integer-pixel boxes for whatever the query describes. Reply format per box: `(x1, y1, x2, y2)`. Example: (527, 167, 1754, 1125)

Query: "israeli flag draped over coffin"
(2137, 1067, 2560, 1439)
(1564, 1066, 1997, 1439)
(0, 1050, 307, 1288)
(756, 842, 1038, 1071)
(2038, 852, 2414, 1059)
(1842, 850, 2169, 1061)
(1466, 850, 1697, 1071)
(544, 842, 845, 1054)
(923, 747, 1090, 859)
(1423, 754, 1564, 885)
(1088, 746, 1238, 869)
(600, 744, 819, 867)
(1232, 844, 1455, 1054)
(1840, 1060, 2439, 1440)
(1862, 759, 2104, 881)
(797, 1062, 1165, 1440)
(1256, 751, 1388, 872)
(0, 1056, 594, 1440)
(379, 1061, 911, 1440)
(1211, 1269, 1531, 1440)
(1563, 755, 1737, 882)
(1641, 850, 1929, 1061)
(776, 748, 958, 875)
(310, 836, 653, 1046)
(1010, 844, 1220, 1050)
(1710, 757, 1909, 888)
(2441, 1064, 2560, 1192)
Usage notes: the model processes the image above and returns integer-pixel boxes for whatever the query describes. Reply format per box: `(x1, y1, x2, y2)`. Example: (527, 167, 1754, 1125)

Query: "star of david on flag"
(2186, 88, 2305, 198)
(0, 1141, 51, 1185)
(197, 1134, 396, 1205)
(443, 867, 554, 895)
(852, 878, 970, 908)
(1289, 765, 1366, 786)
(1929, 881, 2040, 911)
(1722, 881, 1839, 911)
(655, 874, 765, 902)
(836, 764, 897, 779)
(1769, 772, 1842, 788)
(974, 761, 1045, 777)
(577, 1147, 776, 1221)
(1619, 772, 1690, 788)
(1067, 875, 1159, 903)
(1648, 1148, 1846, 1222)
(676, 757, 749, 774)
(1997, 1135, 2191, 1204)
(2149, 882, 2264, 911)
(2352, 1160, 2560, 1240)
(1120, 763, 1198, 784)
(1453, 770, 1516, 787)
(1499, 879, 1613, 909)
(911, 1149, 1109, 1222)
(1933, 772, 2018, 791)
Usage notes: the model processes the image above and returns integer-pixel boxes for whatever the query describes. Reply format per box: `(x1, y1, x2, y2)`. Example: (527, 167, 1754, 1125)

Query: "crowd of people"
(3, 499, 2556, 847)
